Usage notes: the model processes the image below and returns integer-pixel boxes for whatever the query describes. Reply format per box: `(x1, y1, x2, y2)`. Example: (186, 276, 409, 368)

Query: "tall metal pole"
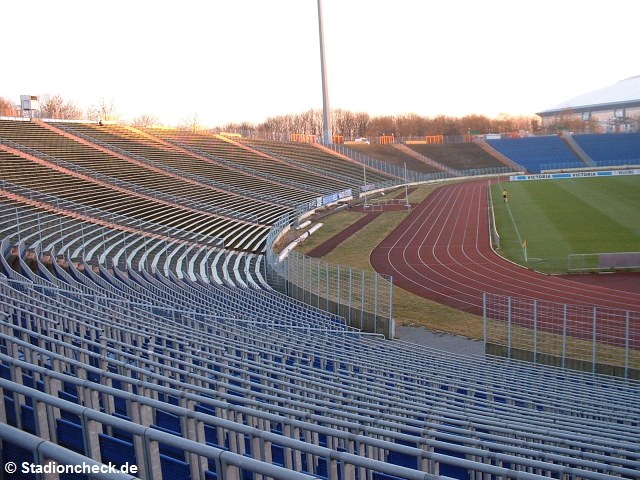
(317, 0, 332, 145)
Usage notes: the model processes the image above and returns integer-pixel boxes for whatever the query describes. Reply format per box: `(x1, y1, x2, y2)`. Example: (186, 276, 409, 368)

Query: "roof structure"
(538, 75, 640, 116)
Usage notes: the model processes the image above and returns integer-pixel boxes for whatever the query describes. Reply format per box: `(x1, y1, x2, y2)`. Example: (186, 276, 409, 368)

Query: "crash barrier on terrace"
(265, 212, 394, 338)
(483, 293, 640, 379)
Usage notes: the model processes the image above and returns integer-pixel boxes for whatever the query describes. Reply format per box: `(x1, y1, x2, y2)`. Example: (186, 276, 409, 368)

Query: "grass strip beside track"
(296, 183, 484, 340)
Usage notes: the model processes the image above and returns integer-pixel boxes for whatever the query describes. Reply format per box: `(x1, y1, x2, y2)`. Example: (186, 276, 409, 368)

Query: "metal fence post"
(360, 271, 365, 330)
(482, 293, 487, 349)
(562, 304, 567, 370)
(336, 265, 340, 316)
(374, 274, 379, 334)
(301, 254, 306, 303)
(533, 300, 537, 364)
(507, 296, 512, 359)
(326, 262, 330, 310)
(348, 268, 353, 325)
(312, 256, 316, 306)
(625, 311, 630, 379)
(316, 257, 321, 308)
(592, 306, 597, 374)
(388, 276, 393, 339)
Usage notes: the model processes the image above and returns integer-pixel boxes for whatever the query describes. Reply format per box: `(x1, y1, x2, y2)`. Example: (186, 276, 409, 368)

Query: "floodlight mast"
(317, 0, 332, 145)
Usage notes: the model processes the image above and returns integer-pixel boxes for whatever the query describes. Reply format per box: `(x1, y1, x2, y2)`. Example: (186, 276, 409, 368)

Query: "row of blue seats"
(486, 136, 581, 173)
(2, 266, 638, 479)
(573, 133, 640, 163)
(4, 335, 636, 480)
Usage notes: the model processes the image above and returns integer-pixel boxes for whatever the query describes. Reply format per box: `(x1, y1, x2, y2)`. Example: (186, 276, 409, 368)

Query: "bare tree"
(395, 113, 428, 137)
(494, 113, 535, 133)
(178, 112, 201, 132)
(542, 109, 587, 134)
(333, 109, 370, 139)
(87, 97, 118, 122)
(0, 96, 17, 116)
(353, 112, 370, 137)
(530, 116, 542, 133)
(366, 115, 395, 137)
(39, 94, 83, 120)
(219, 121, 257, 137)
(459, 114, 492, 135)
(130, 114, 159, 127)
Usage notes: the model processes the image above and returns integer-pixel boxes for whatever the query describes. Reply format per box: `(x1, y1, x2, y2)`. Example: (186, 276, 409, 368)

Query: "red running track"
(370, 180, 640, 316)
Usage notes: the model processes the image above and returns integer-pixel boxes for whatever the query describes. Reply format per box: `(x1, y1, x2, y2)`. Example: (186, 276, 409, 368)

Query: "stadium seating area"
(485, 136, 583, 173)
(573, 133, 640, 166)
(333, 144, 444, 174)
(405, 143, 510, 173)
(1, 119, 639, 479)
(52, 122, 316, 210)
(241, 138, 396, 186)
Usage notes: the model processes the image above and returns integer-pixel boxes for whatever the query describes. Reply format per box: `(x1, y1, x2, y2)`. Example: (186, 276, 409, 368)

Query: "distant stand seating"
(572, 133, 640, 166)
(242, 137, 395, 185)
(406, 142, 511, 172)
(345, 143, 443, 174)
(148, 127, 358, 194)
(486, 136, 583, 173)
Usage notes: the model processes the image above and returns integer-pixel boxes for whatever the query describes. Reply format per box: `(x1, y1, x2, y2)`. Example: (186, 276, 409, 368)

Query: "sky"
(2, 0, 637, 127)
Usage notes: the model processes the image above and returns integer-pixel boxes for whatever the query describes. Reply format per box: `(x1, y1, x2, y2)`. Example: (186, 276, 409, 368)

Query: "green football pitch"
(490, 175, 640, 274)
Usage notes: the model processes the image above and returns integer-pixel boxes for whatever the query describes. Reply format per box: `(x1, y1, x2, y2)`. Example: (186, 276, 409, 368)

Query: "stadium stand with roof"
(1, 117, 639, 480)
(537, 75, 640, 133)
(475, 76, 640, 173)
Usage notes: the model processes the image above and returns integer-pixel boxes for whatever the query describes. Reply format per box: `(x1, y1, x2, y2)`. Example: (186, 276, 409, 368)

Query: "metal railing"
(483, 293, 640, 379)
(264, 211, 394, 338)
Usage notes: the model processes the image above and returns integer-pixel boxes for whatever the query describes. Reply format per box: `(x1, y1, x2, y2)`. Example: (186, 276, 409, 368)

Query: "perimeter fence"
(265, 213, 394, 338)
(483, 293, 640, 379)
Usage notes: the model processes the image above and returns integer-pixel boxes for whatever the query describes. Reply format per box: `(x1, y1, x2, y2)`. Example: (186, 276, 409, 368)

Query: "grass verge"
(296, 183, 485, 340)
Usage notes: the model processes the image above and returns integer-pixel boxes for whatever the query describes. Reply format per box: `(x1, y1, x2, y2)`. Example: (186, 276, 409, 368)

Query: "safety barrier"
(483, 293, 640, 379)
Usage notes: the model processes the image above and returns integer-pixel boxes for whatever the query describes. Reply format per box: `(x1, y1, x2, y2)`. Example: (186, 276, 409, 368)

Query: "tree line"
(2, 93, 545, 137)
(221, 109, 542, 139)
(0, 95, 138, 125)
